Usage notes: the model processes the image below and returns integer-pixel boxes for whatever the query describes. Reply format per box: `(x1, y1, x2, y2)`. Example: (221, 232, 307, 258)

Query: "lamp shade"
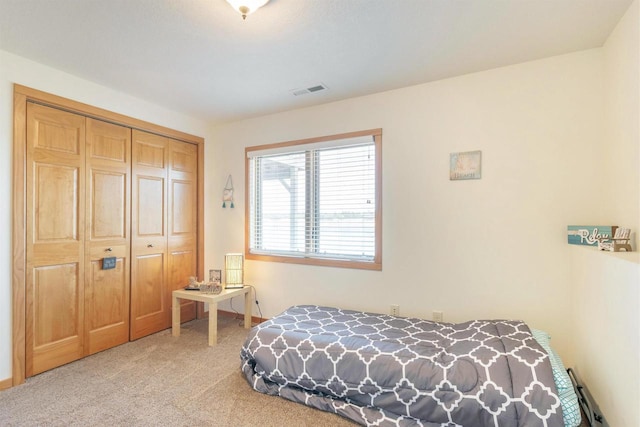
(225, 253, 244, 288)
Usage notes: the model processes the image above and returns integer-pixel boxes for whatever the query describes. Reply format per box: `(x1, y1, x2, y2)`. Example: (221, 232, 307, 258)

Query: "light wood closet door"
(26, 103, 85, 376)
(84, 119, 131, 355)
(130, 130, 169, 340)
(168, 140, 198, 323)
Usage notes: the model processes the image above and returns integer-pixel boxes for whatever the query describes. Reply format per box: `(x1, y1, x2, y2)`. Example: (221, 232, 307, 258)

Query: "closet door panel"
(32, 265, 80, 344)
(29, 263, 83, 375)
(132, 253, 165, 319)
(26, 103, 85, 376)
(171, 180, 196, 234)
(85, 256, 128, 353)
(130, 130, 169, 339)
(91, 171, 126, 238)
(85, 118, 131, 355)
(32, 163, 79, 241)
(30, 108, 81, 154)
(137, 176, 165, 236)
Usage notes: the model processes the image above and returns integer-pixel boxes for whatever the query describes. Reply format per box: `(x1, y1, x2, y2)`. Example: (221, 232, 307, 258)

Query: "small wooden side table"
(172, 287, 251, 346)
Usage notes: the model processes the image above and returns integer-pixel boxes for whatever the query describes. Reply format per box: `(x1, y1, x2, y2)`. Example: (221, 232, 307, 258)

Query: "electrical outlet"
(390, 304, 400, 316)
(433, 311, 444, 322)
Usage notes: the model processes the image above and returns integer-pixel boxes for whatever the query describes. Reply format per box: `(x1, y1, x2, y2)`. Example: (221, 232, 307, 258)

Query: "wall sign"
(567, 225, 617, 246)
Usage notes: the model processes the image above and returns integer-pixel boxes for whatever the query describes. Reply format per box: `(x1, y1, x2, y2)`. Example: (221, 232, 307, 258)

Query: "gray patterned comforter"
(240, 305, 564, 426)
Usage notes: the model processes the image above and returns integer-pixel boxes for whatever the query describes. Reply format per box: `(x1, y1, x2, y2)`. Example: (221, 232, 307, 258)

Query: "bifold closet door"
(130, 131, 198, 340)
(167, 140, 198, 322)
(20, 92, 201, 378)
(84, 118, 131, 355)
(25, 103, 86, 376)
(130, 130, 170, 340)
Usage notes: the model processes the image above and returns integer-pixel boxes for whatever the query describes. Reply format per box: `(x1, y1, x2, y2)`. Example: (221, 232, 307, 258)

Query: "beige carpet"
(0, 316, 356, 426)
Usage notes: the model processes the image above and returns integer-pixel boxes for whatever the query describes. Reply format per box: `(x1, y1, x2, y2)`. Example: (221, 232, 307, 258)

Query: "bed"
(241, 305, 579, 426)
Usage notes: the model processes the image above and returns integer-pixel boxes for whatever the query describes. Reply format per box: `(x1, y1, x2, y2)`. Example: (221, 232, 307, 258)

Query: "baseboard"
(0, 377, 13, 391)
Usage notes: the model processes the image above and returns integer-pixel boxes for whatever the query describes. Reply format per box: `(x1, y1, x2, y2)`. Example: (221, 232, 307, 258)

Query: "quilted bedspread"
(240, 305, 564, 426)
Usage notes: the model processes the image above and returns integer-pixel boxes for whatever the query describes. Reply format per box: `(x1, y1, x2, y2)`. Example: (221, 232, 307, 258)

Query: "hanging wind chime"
(222, 174, 234, 208)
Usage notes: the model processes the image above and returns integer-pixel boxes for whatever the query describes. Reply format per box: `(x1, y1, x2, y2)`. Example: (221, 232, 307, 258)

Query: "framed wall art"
(450, 150, 482, 180)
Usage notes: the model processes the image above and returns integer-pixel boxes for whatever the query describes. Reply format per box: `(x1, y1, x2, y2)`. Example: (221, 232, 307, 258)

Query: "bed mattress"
(241, 305, 565, 426)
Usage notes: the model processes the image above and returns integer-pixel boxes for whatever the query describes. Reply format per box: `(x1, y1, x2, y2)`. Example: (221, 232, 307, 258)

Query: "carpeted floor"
(0, 315, 590, 427)
(0, 316, 356, 426)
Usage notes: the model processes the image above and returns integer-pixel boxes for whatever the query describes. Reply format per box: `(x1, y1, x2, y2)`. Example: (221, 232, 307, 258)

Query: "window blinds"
(248, 137, 376, 263)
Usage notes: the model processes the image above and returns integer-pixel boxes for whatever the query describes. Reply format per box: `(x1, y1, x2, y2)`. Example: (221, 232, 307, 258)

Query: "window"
(246, 129, 381, 270)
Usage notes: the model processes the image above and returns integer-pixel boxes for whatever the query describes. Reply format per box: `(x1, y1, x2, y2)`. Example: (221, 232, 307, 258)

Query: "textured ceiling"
(0, 0, 633, 124)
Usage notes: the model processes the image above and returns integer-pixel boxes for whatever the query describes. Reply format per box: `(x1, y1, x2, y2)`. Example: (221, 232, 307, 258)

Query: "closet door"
(168, 140, 198, 322)
(25, 103, 85, 376)
(84, 118, 131, 354)
(130, 130, 169, 340)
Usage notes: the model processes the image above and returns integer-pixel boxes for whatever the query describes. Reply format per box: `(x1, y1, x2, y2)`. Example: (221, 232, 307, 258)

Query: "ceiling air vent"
(291, 83, 328, 96)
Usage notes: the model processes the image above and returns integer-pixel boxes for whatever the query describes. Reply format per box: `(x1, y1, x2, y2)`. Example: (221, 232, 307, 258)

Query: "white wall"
(209, 49, 606, 362)
(0, 50, 212, 381)
(570, 249, 639, 427)
(569, 2, 640, 426)
(603, 0, 640, 239)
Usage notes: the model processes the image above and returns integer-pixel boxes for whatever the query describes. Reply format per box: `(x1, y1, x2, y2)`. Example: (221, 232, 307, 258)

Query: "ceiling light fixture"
(225, 0, 270, 20)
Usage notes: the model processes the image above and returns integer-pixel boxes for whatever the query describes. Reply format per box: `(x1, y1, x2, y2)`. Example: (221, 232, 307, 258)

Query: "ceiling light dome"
(225, 0, 270, 20)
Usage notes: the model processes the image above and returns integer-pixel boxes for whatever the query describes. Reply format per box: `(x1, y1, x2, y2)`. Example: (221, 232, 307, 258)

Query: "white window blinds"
(247, 132, 379, 266)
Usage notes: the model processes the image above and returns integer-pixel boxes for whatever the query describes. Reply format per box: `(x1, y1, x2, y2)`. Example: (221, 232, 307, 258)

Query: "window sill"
(246, 252, 382, 271)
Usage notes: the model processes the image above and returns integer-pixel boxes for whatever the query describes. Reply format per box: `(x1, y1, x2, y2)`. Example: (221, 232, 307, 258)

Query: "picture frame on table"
(209, 269, 222, 284)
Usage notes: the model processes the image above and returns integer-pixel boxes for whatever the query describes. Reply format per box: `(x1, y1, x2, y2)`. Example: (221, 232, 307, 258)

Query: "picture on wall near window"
(450, 150, 482, 180)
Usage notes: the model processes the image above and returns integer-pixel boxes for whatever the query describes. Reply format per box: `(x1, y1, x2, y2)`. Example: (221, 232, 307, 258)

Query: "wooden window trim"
(11, 84, 205, 387)
(244, 128, 382, 271)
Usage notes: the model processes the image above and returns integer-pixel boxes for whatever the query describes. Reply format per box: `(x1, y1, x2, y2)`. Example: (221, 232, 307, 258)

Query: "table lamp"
(225, 253, 244, 289)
